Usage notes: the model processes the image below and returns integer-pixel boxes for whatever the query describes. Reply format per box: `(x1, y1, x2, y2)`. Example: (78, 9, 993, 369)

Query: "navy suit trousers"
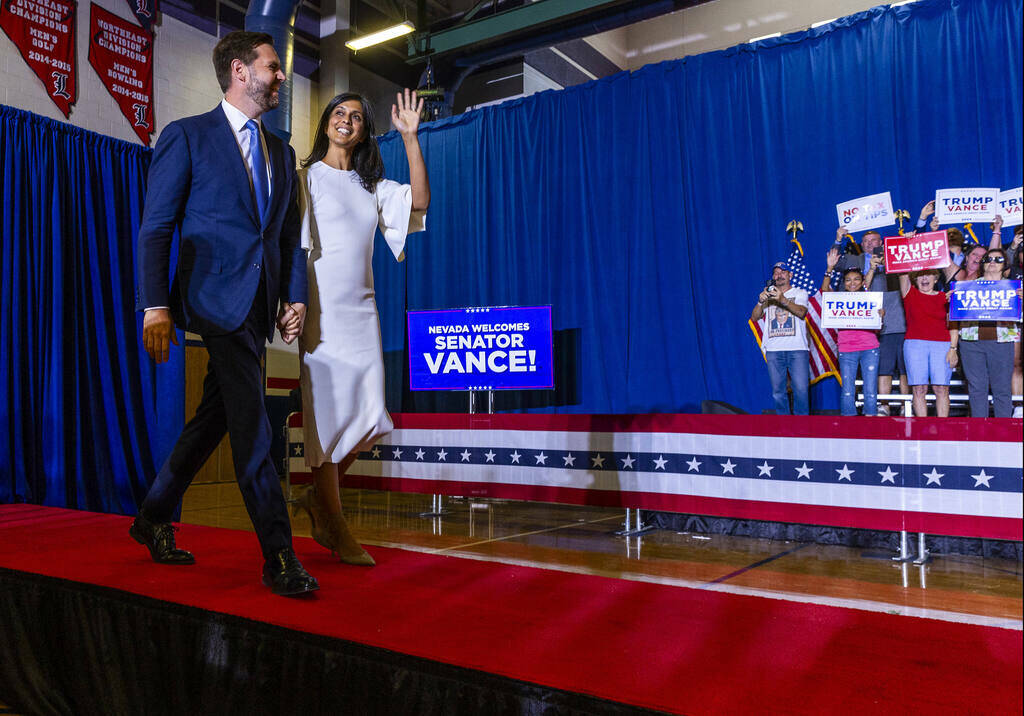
(141, 285, 291, 560)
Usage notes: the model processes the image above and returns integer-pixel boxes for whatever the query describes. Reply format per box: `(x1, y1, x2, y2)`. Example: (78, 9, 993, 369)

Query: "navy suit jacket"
(136, 105, 306, 341)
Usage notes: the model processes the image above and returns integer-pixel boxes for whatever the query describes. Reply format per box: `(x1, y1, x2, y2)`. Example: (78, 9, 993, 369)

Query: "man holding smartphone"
(752, 261, 810, 414)
(833, 228, 908, 415)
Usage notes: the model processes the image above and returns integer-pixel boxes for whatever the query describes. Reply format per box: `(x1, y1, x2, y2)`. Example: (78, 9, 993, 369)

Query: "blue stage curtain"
(375, 0, 1022, 414)
(0, 105, 183, 512)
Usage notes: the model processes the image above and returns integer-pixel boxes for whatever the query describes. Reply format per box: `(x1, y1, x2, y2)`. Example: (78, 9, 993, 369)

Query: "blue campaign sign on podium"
(407, 306, 555, 391)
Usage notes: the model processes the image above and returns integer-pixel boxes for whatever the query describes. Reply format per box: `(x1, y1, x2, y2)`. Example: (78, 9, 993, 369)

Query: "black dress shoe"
(129, 513, 195, 565)
(262, 548, 319, 596)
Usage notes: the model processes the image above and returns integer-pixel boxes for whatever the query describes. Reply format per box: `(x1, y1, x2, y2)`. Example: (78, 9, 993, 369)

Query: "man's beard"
(247, 75, 280, 112)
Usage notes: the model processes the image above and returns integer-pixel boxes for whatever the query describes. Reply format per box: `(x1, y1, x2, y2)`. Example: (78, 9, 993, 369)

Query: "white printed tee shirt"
(762, 287, 810, 352)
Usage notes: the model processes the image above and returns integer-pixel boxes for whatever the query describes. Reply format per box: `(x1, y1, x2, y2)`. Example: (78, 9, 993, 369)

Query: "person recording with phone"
(752, 261, 810, 415)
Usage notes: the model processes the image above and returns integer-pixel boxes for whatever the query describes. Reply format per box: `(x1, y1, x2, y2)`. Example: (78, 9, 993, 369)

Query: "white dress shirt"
(220, 98, 273, 195)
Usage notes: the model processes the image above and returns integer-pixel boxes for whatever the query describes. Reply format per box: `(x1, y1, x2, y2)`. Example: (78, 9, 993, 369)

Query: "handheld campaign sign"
(997, 187, 1022, 227)
(821, 292, 884, 330)
(949, 280, 1023, 321)
(884, 230, 950, 273)
(407, 306, 554, 391)
(836, 192, 894, 233)
(935, 188, 999, 224)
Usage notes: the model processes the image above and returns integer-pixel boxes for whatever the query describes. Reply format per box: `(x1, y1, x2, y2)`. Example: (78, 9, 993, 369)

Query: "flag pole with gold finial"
(786, 219, 805, 255)
(894, 209, 910, 235)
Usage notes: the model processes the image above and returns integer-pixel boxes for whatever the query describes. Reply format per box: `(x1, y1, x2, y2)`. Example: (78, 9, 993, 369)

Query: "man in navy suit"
(132, 31, 317, 596)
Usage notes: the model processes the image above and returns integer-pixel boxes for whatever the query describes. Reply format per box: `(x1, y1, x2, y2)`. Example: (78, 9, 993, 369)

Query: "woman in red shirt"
(899, 269, 958, 417)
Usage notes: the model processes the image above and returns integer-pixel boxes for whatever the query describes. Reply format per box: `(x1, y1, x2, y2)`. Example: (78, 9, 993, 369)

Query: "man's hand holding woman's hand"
(277, 302, 307, 344)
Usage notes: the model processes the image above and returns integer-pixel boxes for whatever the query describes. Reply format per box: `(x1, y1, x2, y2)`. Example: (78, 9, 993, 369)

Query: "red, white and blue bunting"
(289, 414, 1022, 541)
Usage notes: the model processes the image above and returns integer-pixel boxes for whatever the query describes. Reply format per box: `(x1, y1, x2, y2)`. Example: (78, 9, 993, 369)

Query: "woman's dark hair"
(965, 243, 987, 259)
(841, 267, 864, 281)
(302, 93, 384, 193)
(910, 268, 941, 285)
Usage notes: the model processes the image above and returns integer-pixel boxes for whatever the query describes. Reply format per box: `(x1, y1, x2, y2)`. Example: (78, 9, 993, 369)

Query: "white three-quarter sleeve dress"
(298, 161, 426, 467)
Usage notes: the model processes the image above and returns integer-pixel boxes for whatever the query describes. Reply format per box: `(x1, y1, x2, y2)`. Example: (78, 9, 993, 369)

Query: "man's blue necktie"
(245, 119, 269, 223)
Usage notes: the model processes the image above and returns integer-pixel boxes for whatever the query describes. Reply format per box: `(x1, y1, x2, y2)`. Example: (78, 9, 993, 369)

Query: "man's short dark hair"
(213, 31, 274, 93)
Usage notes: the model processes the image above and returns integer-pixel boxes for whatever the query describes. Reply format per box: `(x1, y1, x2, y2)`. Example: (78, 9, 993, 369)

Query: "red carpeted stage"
(1, 504, 1020, 715)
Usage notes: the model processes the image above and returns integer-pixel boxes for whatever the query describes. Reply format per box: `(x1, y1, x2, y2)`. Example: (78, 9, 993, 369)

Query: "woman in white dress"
(287, 89, 429, 564)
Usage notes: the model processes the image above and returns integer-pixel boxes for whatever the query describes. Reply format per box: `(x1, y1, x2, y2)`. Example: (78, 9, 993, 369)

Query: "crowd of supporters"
(752, 202, 1023, 418)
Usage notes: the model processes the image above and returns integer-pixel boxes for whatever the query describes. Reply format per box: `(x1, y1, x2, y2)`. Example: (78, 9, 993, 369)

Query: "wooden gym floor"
(179, 479, 1023, 630)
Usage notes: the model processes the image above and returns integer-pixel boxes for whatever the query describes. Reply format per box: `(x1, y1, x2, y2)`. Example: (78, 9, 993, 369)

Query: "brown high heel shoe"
(323, 512, 376, 566)
(292, 487, 375, 566)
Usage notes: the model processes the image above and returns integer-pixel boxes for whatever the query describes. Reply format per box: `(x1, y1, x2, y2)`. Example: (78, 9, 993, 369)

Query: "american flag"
(749, 239, 839, 384)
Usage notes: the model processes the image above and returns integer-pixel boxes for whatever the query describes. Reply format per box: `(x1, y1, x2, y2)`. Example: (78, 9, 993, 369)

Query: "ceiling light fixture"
(345, 21, 416, 52)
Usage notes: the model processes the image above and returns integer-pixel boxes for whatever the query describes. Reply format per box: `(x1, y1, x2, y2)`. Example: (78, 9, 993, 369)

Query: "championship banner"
(123, 0, 155, 30)
(407, 305, 554, 391)
(820, 292, 883, 330)
(88, 2, 154, 145)
(884, 230, 950, 274)
(0, 0, 77, 117)
(997, 187, 1022, 228)
(836, 191, 894, 233)
(949, 280, 1023, 322)
(935, 188, 999, 224)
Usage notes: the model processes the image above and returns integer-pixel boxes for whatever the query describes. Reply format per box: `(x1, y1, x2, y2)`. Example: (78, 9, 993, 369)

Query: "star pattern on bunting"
(971, 469, 993, 488)
(295, 439, 1011, 494)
